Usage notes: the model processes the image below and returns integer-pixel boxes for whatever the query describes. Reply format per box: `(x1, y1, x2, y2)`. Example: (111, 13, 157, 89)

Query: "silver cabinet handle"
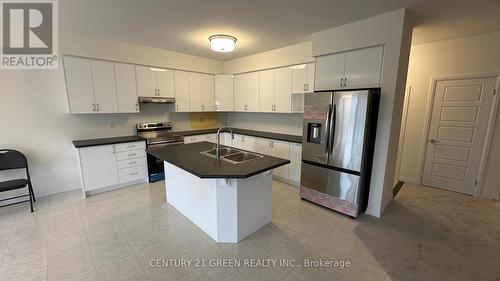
(429, 139, 441, 144)
(136, 102, 139, 112)
(130, 172, 139, 176)
(128, 153, 136, 157)
(126, 145, 135, 148)
(129, 161, 137, 165)
(92, 104, 95, 112)
(344, 77, 348, 87)
(176, 104, 179, 111)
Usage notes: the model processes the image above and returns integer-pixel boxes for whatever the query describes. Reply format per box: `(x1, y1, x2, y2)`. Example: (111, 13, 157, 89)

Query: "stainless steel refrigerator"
(300, 89, 380, 217)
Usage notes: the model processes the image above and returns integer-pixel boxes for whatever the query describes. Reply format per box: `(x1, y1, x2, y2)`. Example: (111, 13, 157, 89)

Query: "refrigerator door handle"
(328, 104, 337, 154)
(324, 103, 333, 155)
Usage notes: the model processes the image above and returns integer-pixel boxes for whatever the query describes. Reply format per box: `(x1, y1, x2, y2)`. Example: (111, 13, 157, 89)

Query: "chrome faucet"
(216, 126, 234, 159)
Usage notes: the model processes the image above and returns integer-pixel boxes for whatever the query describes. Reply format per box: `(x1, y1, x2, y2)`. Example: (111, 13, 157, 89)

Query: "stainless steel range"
(136, 122, 184, 182)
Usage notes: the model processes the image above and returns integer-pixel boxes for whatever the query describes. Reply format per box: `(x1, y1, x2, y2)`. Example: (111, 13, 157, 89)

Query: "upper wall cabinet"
(64, 56, 95, 114)
(90, 60, 119, 113)
(114, 63, 139, 113)
(64, 57, 130, 114)
(174, 70, 190, 112)
(189, 72, 203, 111)
(315, 45, 383, 91)
(201, 74, 215, 111)
(291, 62, 315, 94)
(234, 72, 259, 112)
(214, 75, 234, 111)
(259, 67, 293, 113)
(136, 66, 174, 98)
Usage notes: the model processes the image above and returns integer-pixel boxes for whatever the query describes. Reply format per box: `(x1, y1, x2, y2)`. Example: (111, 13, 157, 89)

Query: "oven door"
(147, 141, 183, 182)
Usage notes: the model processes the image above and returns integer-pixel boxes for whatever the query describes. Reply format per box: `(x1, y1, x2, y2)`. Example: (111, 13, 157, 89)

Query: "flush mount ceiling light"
(209, 34, 237, 52)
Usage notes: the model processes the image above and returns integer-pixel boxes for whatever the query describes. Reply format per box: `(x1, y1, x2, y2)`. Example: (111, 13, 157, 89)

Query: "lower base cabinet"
(77, 141, 148, 196)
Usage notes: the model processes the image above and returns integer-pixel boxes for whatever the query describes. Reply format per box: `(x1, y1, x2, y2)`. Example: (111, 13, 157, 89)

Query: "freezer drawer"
(300, 162, 360, 204)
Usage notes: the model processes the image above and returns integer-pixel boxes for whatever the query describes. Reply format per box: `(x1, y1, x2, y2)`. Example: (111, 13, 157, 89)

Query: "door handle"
(429, 139, 441, 144)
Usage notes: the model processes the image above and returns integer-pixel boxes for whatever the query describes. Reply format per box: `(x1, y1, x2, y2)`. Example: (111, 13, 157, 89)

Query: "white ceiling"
(60, 0, 500, 61)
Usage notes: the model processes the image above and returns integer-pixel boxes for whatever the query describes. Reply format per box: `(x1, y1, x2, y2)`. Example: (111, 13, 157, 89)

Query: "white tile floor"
(0, 180, 499, 281)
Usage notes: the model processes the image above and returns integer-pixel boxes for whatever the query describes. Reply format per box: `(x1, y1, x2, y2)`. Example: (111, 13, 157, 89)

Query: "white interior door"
(422, 78, 497, 194)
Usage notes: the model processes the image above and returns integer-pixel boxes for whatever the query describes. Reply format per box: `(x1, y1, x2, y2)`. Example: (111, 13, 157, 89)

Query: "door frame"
(394, 86, 411, 186)
(417, 73, 500, 196)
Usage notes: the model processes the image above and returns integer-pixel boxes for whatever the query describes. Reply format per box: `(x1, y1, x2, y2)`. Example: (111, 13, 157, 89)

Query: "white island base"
(165, 162, 273, 243)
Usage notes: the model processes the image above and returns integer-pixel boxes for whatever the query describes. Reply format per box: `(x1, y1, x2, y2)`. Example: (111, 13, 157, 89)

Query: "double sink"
(201, 147, 263, 164)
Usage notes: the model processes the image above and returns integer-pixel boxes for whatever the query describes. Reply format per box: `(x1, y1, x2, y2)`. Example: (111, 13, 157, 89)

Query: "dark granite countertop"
(73, 135, 145, 148)
(174, 128, 302, 143)
(147, 142, 290, 179)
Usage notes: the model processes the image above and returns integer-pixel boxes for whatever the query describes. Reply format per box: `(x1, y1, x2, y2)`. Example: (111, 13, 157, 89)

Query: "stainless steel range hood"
(138, 97, 176, 104)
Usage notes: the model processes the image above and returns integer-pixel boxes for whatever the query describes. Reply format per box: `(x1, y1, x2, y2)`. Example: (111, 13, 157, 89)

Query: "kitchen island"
(147, 141, 290, 243)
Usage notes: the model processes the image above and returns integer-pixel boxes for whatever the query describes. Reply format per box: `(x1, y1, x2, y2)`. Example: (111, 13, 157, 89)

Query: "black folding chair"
(0, 149, 35, 212)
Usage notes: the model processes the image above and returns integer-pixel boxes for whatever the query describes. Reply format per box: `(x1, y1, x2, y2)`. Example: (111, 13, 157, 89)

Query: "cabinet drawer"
(115, 149, 146, 161)
(117, 157, 146, 169)
(114, 141, 145, 152)
(118, 165, 147, 183)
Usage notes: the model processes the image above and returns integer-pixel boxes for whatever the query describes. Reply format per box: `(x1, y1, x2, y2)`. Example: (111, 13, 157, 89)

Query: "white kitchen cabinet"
(289, 143, 302, 185)
(344, 46, 383, 89)
(114, 63, 139, 113)
(135, 66, 157, 97)
(214, 75, 234, 111)
(292, 62, 315, 93)
(315, 46, 383, 91)
(91, 60, 119, 113)
(156, 69, 175, 98)
(136, 66, 174, 97)
(234, 72, 260, 112)
(79, 145, 119, 191)
(259, 67, 292, 113)
(274, 67, 292, 112)
(315, 52, 346, 91)
(202, 74, 215, 111)
(271, 140, 290, 179)
(64, 56, 95, 114)
(174, 71, 190, 112)
(259, 69, 275, 113)
(255, 138, 290, 180)
(189, 72, 203, 111)
(78, 141, 147, 195)
(232, 134, 256, 151)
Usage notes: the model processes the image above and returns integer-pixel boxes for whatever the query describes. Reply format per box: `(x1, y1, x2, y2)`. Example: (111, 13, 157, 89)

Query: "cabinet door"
(174, 71, 190, 112)
(156, 68, 175, 98)
(272, 141, 290, 179)
(274, 67, 292, 113)
(306, 62, 315, 93)
(214, 75, 234, 111)
(184, 135, 202, 144)
(114, 63, 139, 113)
(63, 56, 95, 114)
(259, 69, 275, 113)
(344, 45, 383, 89)
(79, 145, 119, 191)
(315, 52, 346, 91)
(90, 60, 118, 113)
(291, 64, 307, 94)
(289, 143, 302, 184)
(135, 66, 157, 97)
(243, 136, 257, 152)
(232, 134, 246, 149)
(189, 72, 203, 111)
(255, 138, 272, 156)
(246, 72, 260, 112)
(202, 74, 215, 111)
(233, 75, 245, 112)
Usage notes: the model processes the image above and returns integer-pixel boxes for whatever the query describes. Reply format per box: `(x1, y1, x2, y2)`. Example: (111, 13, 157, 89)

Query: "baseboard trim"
(399, 176, 419, 185)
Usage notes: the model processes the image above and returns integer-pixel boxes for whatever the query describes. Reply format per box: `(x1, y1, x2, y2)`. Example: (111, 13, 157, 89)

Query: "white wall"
(0, 32, 223, 199)
(399, 31, 500, 199)
(312, 9, 413, 217)
(226, 113, 303, 136)
(223, 41, 313, 74)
